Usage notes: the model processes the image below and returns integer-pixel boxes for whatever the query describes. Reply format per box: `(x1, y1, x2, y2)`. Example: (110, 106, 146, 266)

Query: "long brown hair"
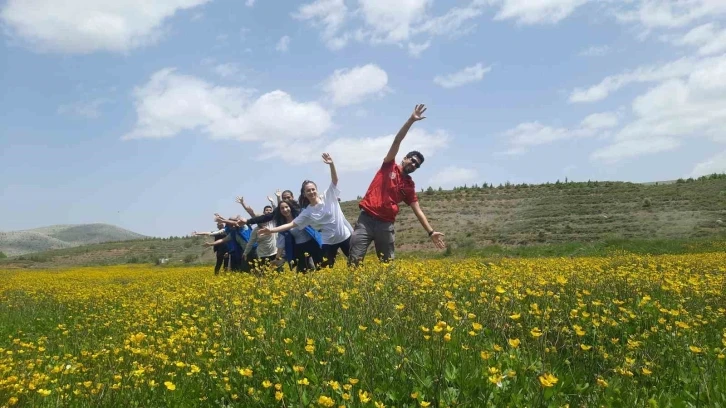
(299, 180, 317, 208)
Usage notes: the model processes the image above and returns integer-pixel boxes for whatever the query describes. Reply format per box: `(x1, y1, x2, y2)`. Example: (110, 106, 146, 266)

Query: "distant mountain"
(0, 224, 146, 256)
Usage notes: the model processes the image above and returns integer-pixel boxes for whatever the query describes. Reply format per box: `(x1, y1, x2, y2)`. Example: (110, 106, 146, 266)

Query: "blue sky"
(2, 0, 726, 237)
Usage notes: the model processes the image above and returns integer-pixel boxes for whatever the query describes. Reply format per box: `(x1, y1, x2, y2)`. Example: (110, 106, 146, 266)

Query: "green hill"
(0, 223, 146, 256)
(1, 176, 725, 268)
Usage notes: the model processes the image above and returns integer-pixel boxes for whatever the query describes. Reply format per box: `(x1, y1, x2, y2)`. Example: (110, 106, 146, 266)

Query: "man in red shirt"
(348, 104, 446, 266)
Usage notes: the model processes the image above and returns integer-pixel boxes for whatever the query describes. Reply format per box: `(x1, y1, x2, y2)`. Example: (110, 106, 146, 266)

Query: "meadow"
(1, 254, 725, 407)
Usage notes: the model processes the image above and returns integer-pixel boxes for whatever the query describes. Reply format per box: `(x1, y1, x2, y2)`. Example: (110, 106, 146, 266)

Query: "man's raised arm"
(383, 104, 427, 163)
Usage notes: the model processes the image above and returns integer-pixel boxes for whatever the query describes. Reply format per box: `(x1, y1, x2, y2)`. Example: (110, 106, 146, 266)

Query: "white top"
(244, 228, 277, 258)
(293, 182, 353, 245)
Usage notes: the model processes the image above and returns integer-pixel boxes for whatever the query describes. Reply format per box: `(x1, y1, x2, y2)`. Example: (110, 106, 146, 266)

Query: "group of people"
(193, 104, 446, 275)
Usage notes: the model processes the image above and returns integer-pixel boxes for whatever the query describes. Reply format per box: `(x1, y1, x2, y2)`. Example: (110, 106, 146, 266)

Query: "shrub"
(643, 198, 652, 208)
(183, 254, 196, 264)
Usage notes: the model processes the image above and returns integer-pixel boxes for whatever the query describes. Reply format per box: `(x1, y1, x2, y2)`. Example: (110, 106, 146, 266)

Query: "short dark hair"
(264, 205, 273, 212)
(405, 150, 425, 166)
(282, 190, 294, 198)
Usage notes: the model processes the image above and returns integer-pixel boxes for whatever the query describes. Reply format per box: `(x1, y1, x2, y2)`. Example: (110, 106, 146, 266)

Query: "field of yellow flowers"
(1, 254, 725, 407)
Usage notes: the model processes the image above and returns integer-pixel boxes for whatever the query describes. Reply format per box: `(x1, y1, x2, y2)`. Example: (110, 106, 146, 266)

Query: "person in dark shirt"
(192, 222, 228, 274)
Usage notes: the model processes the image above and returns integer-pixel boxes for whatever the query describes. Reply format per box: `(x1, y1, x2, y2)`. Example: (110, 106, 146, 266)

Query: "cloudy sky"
(2, 0, 726, 237)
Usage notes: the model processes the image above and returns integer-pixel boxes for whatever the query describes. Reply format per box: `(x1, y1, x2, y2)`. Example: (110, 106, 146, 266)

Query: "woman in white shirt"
(259, 153, 353, 268)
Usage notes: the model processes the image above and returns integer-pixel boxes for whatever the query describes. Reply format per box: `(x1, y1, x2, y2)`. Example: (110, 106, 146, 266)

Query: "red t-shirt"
(359, 161, 418, 222)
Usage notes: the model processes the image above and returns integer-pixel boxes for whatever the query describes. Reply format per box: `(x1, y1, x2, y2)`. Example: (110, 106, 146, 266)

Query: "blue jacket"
(224, 225, 241, 253)
(279, 226, 322, 262)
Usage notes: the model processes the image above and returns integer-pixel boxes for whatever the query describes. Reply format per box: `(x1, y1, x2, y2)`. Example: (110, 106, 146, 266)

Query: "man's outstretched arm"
(383, 104, 427, 163)
(409, 201, 446, 249)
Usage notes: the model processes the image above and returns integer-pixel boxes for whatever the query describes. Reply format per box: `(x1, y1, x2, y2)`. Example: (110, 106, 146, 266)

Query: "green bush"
(0, 251, 6, 259)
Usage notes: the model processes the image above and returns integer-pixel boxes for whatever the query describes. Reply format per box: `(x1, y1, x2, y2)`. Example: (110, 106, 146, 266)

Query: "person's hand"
(430, 231, 446, 249)
(410, 104, 427, 122)
(322, 152, 334, 165)
(235, 196, 245, 205)
(275, 189, 282, 198)
(267, 196, 275, 204)
(214, 213, 224, 221)
(192, 231, 198, 236)
(203, 242, 214, 247)
(223, 252, 229, 258)
(258, 227, 272, 236)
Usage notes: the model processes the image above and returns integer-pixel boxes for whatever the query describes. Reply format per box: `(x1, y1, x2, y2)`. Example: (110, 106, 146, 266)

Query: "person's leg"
(348, 212, 374, 267)
(373, 221, 396, 263)
(321, 244, 337, 268)
(223, 253, 229, 271)
(230, 252, 242, 272)
(339, 236, 351, 258)
(214, 251, 224, 275)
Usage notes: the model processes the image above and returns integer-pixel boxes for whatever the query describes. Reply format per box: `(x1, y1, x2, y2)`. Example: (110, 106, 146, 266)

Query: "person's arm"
(258, 222, 297, 235)
(322, 153, 338, 186)
(383, 104, 427, 163)
(409, 201, 446, 249)
(267, 196, 277, 209)
(246, 212, 274, 226)
(275, 189, 282, 205)
(244, 230, 258, 258)
(193, 229, 225, 236)
(204, 234, 231, 247)
(235, 196, 256, 217)
(214, 213, 247, 226)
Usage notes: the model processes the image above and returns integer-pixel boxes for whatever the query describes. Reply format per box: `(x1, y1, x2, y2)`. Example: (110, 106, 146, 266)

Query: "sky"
(2, 0, 726, 238)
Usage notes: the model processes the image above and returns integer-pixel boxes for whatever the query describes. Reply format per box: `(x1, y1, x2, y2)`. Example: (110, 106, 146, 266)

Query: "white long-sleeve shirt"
(244, 227, 278, 258)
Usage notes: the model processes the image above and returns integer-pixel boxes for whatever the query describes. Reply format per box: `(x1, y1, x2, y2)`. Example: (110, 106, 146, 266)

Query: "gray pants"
(348, 210, 395, 266)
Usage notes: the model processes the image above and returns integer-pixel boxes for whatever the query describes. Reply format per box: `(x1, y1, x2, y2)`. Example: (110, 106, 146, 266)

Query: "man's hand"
(322, 152, 334, 165)
(275, 189, 282, 198)
(214, 213, 225, 222)
(203, 242, 214, 247)
(267, 196, 275, 204)
(430, 231, 446, 249)
(235, 196, 245, 205)
(258, 227, 272, 236)
(410, 104, 427, 122)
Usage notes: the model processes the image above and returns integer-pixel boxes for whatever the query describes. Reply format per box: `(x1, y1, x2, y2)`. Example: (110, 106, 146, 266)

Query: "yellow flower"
(509, 313, 521, 320)
(375, 401, 386, 408)
(359, 325, 368, 331)
(238, 367, 253, 377)
(642, 367, 652, 376)
(420, 401, 432, 407)
(305, 344, 315, 353)
(297, 378, 310, 385)
(359, 389, 371, 403)
(395, 303, 405, 311)
(689, 346, 703, 353)
(496, 286, 506, 294)
(293, 365, 304, 373)
(8, 397, 19, 406)
(348, 378, 359, 385)
(530, 327, 543, 338)
(37, 389, 52, 397)
(580, 344, 592, 351)
(443, 333, 452, 342)
(508, 338, 520, 348)
(164, 381, 176, 391)
(262, 380, 272, 388)
(190, 364, 201, 373)
(597, 378, 608, 388)
(275, 391, 283, 401)
(318, 395, 335, 407)
(538, 373, 558, 388)
(472, 322, 483, 331)
(410, 392, 419, 399)
(83, 381, 93, 388)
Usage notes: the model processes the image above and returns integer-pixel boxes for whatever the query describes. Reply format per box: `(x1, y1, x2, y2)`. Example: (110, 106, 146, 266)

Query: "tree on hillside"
(0, 251, 6, 259)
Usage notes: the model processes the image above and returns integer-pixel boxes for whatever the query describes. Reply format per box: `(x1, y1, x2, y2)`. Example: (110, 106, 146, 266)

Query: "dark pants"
(348, 210, 395, 266)
(229, 251, 242, 272)
(321, 237, 351, 268)
(214, 250, 229, 274)
(294, 239, 324, 273)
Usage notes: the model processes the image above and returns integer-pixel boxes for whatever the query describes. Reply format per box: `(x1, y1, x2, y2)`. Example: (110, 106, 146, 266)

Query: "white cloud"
(590, 138, 681, 162)
(276, 35, 291, 52)
(568, 55, 725, 103)
(688, 150, 726, 177)
(414, 3, 485, 37)
(57, 98, 110, 118)
(579, 45, 610, 57)
(293, 0, 349, 50)
(490, 0, 589, 25)
(122, 68, 332, 144)
(501, 111, 618, 153)
(259, 128, 451, 171)
(673, 23, 726, 56)
(433, 63, 491, 88)
(245, 0, 255, 6)
(212, 63, 243, 79)
(357, 0, 431, 43)
(592, 56, 726, 162)
(407, 41, 431, 57)
(430, 166, 478, 188)
(323, 64, 389, 106)
(615, 0, 726, 30)
(0, 0, 210, 53)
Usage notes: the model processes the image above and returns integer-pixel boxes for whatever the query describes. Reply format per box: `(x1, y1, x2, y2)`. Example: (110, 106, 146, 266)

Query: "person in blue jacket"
(273, 200, 323, 272)
(205, 215, 255, 272)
